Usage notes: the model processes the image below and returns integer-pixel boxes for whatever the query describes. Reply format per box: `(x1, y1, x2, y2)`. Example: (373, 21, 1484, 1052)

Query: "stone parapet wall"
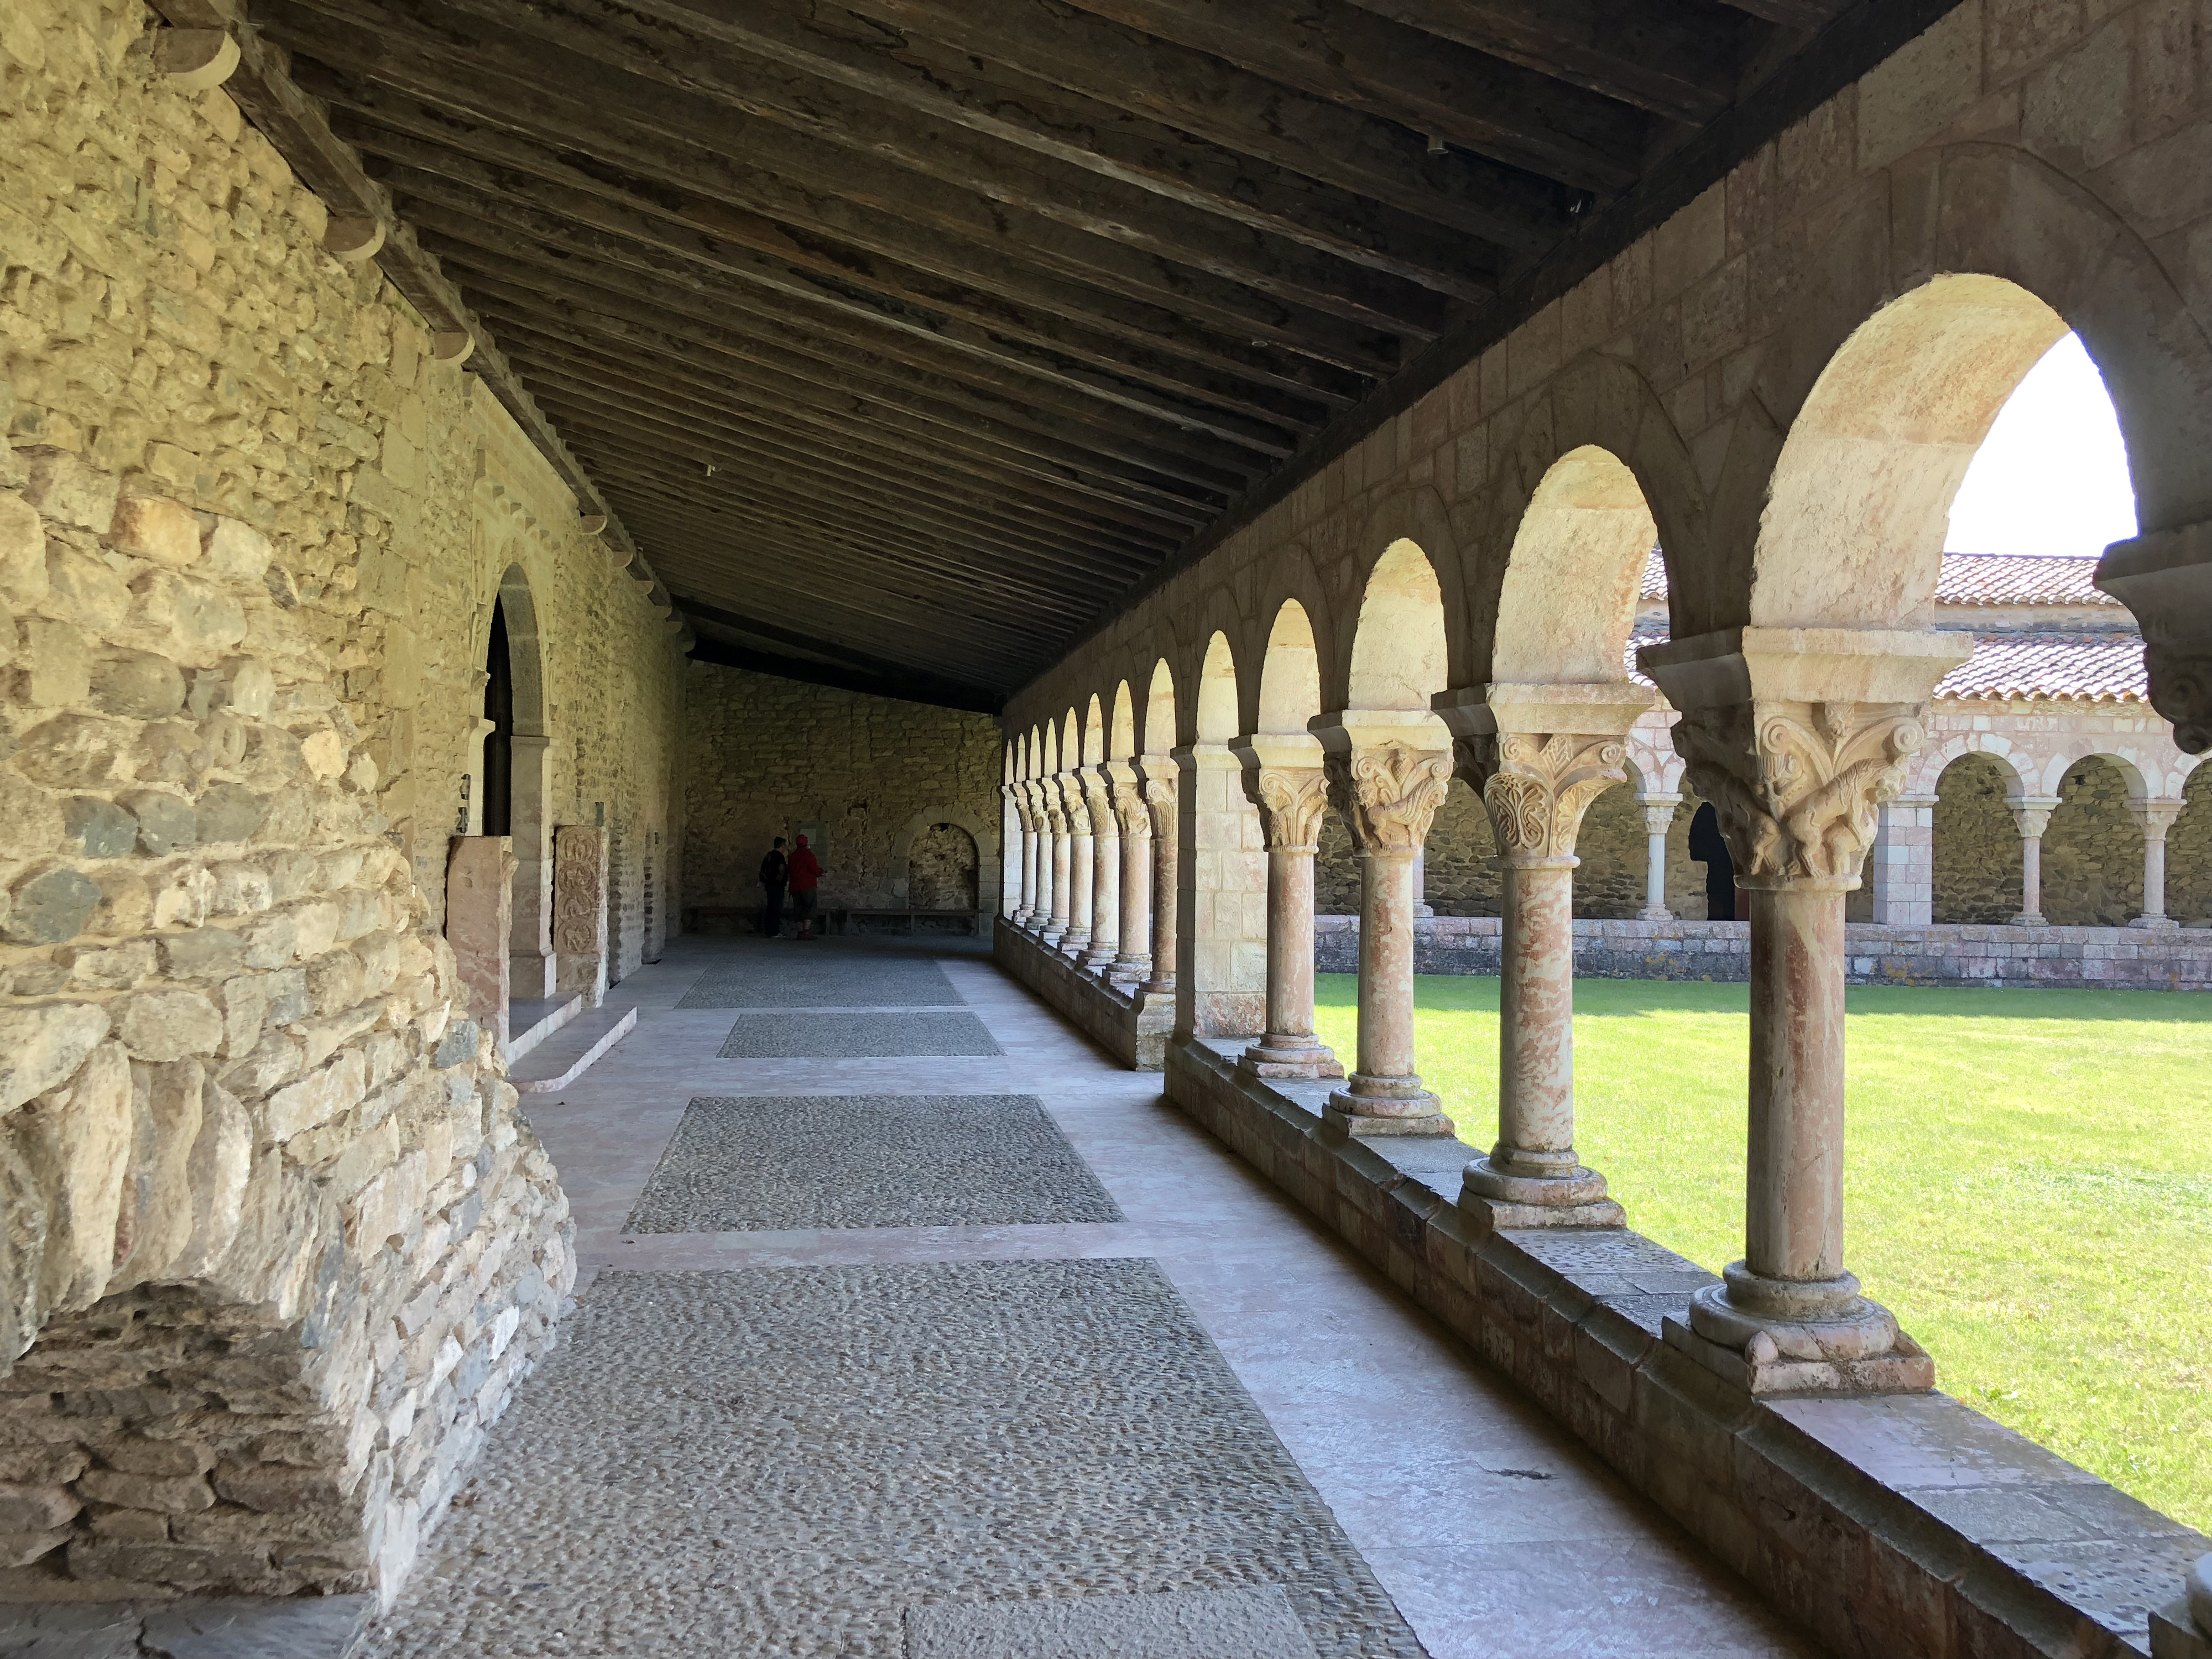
(1314, 915, 2212, 990)
(994, 923, 1171, 1070)
(1166, 1037, 2209, 1659)
(684, 664, 1001, 918)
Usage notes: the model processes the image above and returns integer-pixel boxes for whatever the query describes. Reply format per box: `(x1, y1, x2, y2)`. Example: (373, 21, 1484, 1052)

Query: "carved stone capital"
(1109, 780, 1151, 839)
(1254, 766, 1329, 853)
(1078, 770, 1118, 836)
(1459, 732, 1630, 860)
(2142, 645, 2212, 755)
(1326, 745, 1453, 855)
(1640, 795, 1682, 835)
(2009, 797, 2058, 841)
(1671, 700, 1927, 885)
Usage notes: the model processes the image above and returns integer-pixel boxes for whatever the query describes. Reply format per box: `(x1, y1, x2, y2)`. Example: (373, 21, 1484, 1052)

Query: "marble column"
(1078, 768, 1121, 971)
(1012, 790, 1039, 925)
(1316, 720, 1454, 1137)
(1060, 773, 1094, 958)
(1638, 794, 1680, 921)
(1000, 786, 1024, 921)
(1644, 625, 1965, 1393)
(1042, 787, 1072, 947)
(1139, 761, 1177, 994)
(2131, 800, 2182, 928)
(2009, 797, 2057, 925)
(1235, 737, 1342, 1079)
(1107, 766, 1153, 982)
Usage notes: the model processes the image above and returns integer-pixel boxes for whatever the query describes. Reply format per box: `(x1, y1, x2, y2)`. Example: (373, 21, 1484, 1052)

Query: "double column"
(1644, 626, 1968, 1393)
(1056, 773, 1094, 958)
(2010, 796, 2058, 925)
(1314, 713, 1454, 1137)
(1139, 761, 1178, 995)
(1008, 786, 1040, 926)
(1439, 685, 1650, 1227)
(1039, 780, 1072, 947)
(1234, 734, 1342, 1079)
(1076, 768, 1121, 969)
(1106, 762, 1156, 984)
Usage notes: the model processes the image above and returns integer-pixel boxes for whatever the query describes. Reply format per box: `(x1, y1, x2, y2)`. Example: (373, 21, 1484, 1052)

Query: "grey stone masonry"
(1314, 915, 2212, 990)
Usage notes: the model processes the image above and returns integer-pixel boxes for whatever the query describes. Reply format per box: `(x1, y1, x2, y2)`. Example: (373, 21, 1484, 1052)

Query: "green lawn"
(1312, 973, 2212, 1532)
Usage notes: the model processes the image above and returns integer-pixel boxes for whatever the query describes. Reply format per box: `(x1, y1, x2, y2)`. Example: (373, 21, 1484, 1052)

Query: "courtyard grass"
(1311, 973, 2212, 1533)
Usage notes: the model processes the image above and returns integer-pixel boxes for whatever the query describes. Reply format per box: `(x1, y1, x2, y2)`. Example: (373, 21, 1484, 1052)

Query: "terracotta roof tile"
(1626, 630, 2146, 703)
(1637, 549, 2120, 607)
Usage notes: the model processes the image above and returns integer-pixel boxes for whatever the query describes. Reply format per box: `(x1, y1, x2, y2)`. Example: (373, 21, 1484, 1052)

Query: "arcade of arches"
(4, 0, 2212, 1656)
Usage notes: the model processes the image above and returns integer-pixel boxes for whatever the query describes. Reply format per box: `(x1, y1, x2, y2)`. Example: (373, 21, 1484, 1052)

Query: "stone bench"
(832, 907, 984, 937)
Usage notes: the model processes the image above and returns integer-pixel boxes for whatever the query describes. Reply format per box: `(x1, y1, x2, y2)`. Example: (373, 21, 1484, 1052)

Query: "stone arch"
(1109, 682, 1136, 759)
(1931, 753, 2027, 924)
(2043, 753, 2148, 925)
(1083, 695, 1105, 766)
(1143, 659, 1177, 756)
(889, 806, 996, 915)
(2167, 761, 2212, 924)
(1196, 632, 1241, 742)
(472, 564, 555, 1019)
(1912, 731, 2042, 801)
(1041, 719, 1058, 776)
(1345, 540, 1449, 713)
(1060, 709, 1079, 774)
(1331, 491, 1462, 704)
(1256, 600, 1323, 735)
(1491, 446, 1657, 685)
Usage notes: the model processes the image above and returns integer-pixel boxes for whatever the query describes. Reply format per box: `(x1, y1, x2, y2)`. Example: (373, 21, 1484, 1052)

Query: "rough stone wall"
(682, 664, 1000, 917)
(907, 823, 979, 912)
(0, 0, 679, 1603)
(2168, 764, 2212, 922)
(2042, 758, 2145, 927)
(1932, 753, 2024, 924)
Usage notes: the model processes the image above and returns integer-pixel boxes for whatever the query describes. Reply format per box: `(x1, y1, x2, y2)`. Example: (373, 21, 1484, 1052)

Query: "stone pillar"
(1026, 781, 1053, 931)
(1643, 625, 1966, 1394)
(1042, 789, 1072, 946)
(552, 825, 609, 1008)
(1139, 760, 1177, 995)
(1440, 685, 1650, 1223)
(1107, 766, 1153, 983)
(1171, 742, 1264, 1038)
(1059, 773, 1095, 957)
(1078, 768, 1121, 970)
(446, 835, 515, 1050)
(2132, 800, 2183, 928)
(508, 732, 556, 998)
(1314, 718, 1454, 1137)
(1012, 792, 1039, 925)
(1866, 792, 1934, 926)
(1001, 786, 1026, 922)
(1235, 736, 1342, 1080)
(2009, 797, 2058, 925)
(1639, 794, 1680, 920)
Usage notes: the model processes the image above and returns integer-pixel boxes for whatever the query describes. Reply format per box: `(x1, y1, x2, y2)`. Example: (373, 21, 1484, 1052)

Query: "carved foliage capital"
(1254, 766, 1329, 852)
(1673, 700, 1927, 884)
(2143, 643, 2212, 754)
(1110, 780, 1151, 839)
(1478, 732, 1630, 859)
(1326, 744, 1453, 855)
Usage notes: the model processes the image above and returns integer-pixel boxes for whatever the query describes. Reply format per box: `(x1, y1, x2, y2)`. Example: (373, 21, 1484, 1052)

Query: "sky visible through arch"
(1946, 332, 2137, 559)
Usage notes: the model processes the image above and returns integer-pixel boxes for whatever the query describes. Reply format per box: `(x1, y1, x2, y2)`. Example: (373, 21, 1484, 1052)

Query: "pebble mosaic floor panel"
(359, 1263, 1428, 1659)
(621, 1094, 1124, 1233)
(716, 1011, 1003, 1058)
(677, 957, 963, 1009)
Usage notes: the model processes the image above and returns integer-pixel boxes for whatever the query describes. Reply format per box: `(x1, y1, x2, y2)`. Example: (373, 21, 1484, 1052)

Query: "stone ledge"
(1314, 916, 2212, 990)
(0, 1593, 369, 1657)
(1165, 1036, 2207, 1658)
(995, 922, 1172, 1068)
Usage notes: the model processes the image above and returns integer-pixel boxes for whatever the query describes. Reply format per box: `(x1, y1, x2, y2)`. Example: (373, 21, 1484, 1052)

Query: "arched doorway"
(910, 822, 979, 912)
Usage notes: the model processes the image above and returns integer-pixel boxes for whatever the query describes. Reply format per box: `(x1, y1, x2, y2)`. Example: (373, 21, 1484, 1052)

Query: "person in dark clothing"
(787, 833, 823, 940)
(758, 837, 788, 938)
(1686, 801, 1739, 921)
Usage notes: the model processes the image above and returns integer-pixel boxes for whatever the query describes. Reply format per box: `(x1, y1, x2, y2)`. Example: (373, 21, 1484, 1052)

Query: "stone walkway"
(361, 935, 1816, 1659)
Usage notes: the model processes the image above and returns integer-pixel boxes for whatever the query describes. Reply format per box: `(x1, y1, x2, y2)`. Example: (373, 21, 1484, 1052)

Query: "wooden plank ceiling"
(251, 0, 1864, 709)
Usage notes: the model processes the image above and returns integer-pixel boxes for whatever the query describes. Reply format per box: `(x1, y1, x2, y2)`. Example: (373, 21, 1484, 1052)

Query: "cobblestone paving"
(678, 957, 963, 1008)
(716, 1011, 1003, 1057)
(621, 1095, 1124, 1233)
(358, 1264, 1427, 1659)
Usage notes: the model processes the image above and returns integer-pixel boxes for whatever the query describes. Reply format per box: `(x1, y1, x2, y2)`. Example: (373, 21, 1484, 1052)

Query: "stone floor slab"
(904, 1585, 1319, 1658)
(620, 1094, 1123, 1233)
(716, 1012, 1001, 1058)
(0, 1595, 371, 1659)
(679, 956, 963, 1009)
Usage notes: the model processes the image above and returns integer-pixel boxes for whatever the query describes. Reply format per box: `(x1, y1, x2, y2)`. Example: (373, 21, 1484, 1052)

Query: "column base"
(1636, 905, 1673, 922)
(1106, 954, 1150, 985)
(1237, 1036, 1344, 1080)
(1321, 1077, 1452, 1138)
(1666, 1263, 1933, 1395)
(1460, 1157, 1624, 1228)
(1076, 944, 1119, 971)
(2131, 914, 2181, 931)
(1058, 931, 1092, 959)
(2008, 911, 2046, 926)
(1139, 974, 1175, 995)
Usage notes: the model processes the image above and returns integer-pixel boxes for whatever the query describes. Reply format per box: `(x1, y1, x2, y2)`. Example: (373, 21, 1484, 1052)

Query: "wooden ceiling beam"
(493, 321, 1214, 535)
(684, 634, 1003, 713)
(270, 1, 1445, 354)
(1702, 0, 1849, 27)
(1338, 0, 1741, 123)
(535, 0, 1514, 294)
(837, 0, 1574, 251)
(357, 146, 1345, 444)
(674, 598, 1013, 708)
(453, 270, 1253, 507)
(426, 233, 1264, 494)
(1068, 0, 1650, 194)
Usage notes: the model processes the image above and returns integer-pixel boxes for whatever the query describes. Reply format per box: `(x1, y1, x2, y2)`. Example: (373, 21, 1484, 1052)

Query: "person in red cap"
(787, 832, 823, 940)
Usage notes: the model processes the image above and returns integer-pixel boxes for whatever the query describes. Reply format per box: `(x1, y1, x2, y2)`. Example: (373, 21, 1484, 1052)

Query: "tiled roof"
(1625, 630, 2147, 703)
(1637, 549, 2120, 607)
